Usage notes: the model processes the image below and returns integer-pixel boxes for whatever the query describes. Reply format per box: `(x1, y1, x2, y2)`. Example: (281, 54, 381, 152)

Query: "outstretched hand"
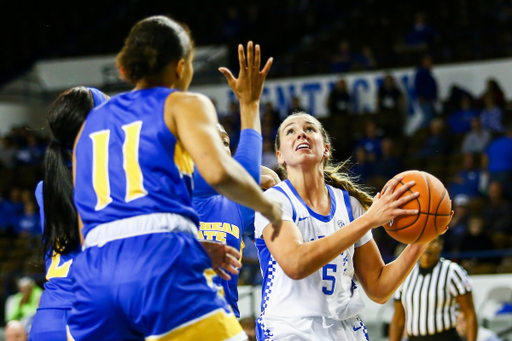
(365, 175, 420, 228)
(199, 240, 242, 281)
(219, 41, 273, 105)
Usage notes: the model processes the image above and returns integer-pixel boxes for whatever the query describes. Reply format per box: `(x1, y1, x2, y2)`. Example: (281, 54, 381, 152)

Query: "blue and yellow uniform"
(69, 87, 245, 341)
(29, 88, 107, 341)
(193, 129, 262, 317)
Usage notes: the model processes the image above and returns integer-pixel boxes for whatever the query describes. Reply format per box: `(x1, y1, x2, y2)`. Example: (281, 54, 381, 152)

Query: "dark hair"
(117, 15, 193, 83)
(43, 87, 94, 258)
(275, 112, 374, 210)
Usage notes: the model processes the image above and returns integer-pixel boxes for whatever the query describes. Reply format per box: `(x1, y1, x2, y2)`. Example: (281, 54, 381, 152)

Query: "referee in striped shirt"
(389, 236, 478, 341)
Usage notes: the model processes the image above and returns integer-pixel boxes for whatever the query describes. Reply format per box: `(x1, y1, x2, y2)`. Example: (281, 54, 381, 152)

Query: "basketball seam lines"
(433, 189, 447, 237)
(412, 173, 431, 244)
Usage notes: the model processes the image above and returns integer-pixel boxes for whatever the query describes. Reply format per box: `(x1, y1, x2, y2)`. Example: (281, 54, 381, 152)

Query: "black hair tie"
(52, 138, 62, 146)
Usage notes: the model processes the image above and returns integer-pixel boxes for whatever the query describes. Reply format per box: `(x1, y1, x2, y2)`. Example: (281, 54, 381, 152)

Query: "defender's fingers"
(270, 220, 282, 241)
(215, 268, 231, 281)
(261, 57, 273, 78)
(247, 41, 254, 71)
(238, 44, 246, 73)
(221, 262, 240, 275)
(255, 44, 261, 71)
(225, 252, 242, 268)
(219, 67, 236, 86)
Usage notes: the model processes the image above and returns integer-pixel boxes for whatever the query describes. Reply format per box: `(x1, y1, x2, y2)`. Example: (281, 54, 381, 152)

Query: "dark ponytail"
(43, 87, 94, 258)
(117, 15, 193, 83)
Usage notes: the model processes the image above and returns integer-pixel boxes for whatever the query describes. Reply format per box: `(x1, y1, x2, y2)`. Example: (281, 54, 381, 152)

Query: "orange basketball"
(381, 170, 452, 244)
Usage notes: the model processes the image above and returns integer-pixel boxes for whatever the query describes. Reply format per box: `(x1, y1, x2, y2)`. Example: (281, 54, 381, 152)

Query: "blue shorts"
(67, 232, 246, 341)
(29, 309, 68, 341)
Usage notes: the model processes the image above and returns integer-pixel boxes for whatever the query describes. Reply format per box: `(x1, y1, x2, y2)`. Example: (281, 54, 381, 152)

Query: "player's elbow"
(367, 292, 391, 305)
(281, 264, 309, 280)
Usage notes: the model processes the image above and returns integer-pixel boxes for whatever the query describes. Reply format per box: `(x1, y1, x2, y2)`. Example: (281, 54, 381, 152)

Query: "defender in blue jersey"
(30, 87, 107, 341)
(193, 51, 280, 316)
(69, 16, 281, 341)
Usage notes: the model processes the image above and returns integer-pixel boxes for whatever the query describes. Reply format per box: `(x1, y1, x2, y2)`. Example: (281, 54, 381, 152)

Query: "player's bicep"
(262, 220, 304, 271)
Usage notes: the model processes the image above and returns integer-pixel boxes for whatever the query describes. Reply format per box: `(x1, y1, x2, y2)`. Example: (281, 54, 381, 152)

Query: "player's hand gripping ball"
(382, 170, 452, 244)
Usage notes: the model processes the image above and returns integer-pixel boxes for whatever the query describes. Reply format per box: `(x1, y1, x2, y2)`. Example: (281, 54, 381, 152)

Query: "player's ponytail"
(275, 112, 374, 211)
(117, 16, 193, 83)
(42, 87, 94, 258)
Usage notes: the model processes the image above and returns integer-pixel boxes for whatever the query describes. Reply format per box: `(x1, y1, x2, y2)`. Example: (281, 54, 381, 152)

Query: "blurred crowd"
(5, 0, 512, 83)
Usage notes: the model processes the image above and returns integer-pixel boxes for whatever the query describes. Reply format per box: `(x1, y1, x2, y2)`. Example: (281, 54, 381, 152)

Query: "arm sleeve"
(35, 181, 45, 233)
(233, 129, 262, 183)
(192, 166, 218, 198)
(254, 188, 295, 239)
(239, 205, 255, 239)
(448, 263, 472, 297)
(351, 196, 373, 248)
(192, 129, 262, 198)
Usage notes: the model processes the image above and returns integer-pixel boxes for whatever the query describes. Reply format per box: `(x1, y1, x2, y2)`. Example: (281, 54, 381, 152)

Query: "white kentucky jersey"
(254, 179, 373, 324)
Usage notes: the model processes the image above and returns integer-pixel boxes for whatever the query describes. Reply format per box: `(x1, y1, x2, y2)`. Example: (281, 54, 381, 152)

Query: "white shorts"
(257, 315, 369, 341)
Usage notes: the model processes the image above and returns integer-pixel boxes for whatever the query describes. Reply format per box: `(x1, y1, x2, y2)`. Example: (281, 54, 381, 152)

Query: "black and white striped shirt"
(393, 258, 472, 337)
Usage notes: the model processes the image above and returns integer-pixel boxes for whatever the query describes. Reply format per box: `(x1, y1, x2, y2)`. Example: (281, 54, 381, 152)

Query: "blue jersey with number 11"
(74, 87, 199, 237)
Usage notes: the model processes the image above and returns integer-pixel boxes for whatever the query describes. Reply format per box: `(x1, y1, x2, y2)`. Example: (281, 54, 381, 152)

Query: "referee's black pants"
(408, 328, 462, 341)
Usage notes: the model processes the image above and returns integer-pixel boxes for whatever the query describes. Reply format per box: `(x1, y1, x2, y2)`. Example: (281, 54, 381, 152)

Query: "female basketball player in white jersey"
(254, 113, 448, 341)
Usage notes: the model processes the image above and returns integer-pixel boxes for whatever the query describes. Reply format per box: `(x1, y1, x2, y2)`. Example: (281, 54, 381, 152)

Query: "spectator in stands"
(480, 94, 504, 133)
(5, 320, 28, 341)
(448, 97, 479, 134)
(14, 201, 41, 237)
(481, 79, 505, 109)
(461, 117, 491, 154)
(445, 194, 471, 252)
(5, 277, 42, 323)
(261, 140, 278, 170)
(481, 182, 512, 249)
(15, 135, 43, 166)
(4, 188, 24, 221)
(330, 40, 353, 73)
(351, 147, 373, 182)
(371, 138, 402, 181)
(377, 74, 403, 114)
(221, 7, 243, 41)
(449, 153, 482, 198)
(414, 118, 449, 158)
(356, 120, 382, 161)
(458, 216, 496, 270)
(327, 79, 351, 116)
(405, 12, 439, 48)
(414, 55, 438, 127)
(354, 45, 377, 70)
(0, 136, 17, 169)
(288, 96, 305, 115)
(263, 102, 281, 131)
(483, 125, 512, 196)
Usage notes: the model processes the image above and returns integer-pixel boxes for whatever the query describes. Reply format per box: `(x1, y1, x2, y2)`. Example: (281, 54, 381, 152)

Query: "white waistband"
(83, 213, 198, 250)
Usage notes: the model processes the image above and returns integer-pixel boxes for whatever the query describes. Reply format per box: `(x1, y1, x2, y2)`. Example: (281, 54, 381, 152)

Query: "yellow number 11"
(89, 121, 148, 211)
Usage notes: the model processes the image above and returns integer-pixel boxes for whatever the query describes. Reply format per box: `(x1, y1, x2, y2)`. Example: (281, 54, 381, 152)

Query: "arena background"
(0, 1, 511, 340)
